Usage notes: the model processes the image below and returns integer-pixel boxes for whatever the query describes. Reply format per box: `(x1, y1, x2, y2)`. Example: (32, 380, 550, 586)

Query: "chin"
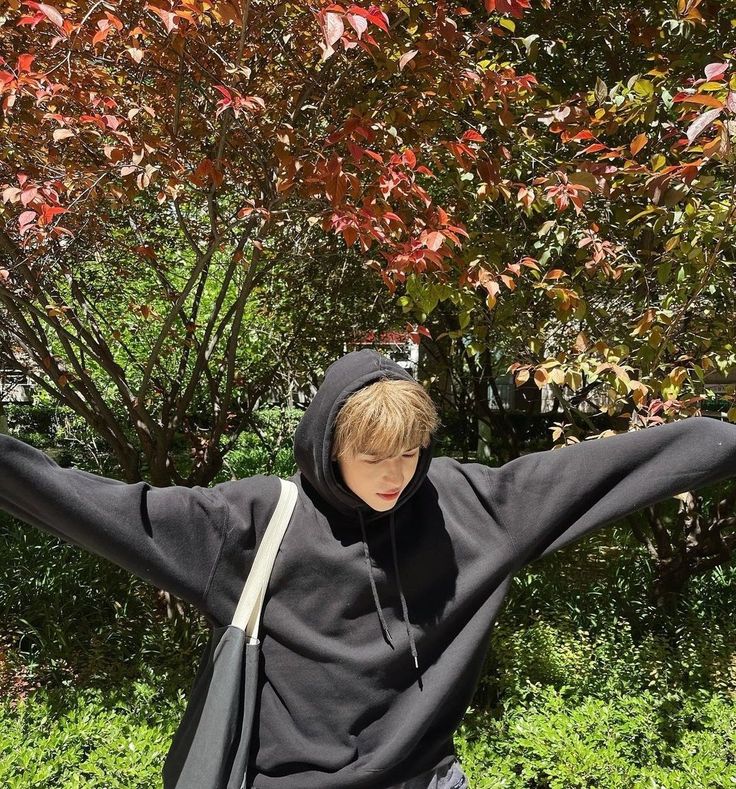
(371, 498, 397, 512)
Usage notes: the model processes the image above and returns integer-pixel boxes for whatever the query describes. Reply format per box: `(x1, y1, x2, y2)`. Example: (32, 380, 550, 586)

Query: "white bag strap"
(231, 478, 298, 638)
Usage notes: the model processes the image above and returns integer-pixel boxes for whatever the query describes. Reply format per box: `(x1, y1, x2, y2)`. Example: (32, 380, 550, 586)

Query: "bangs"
(332, 378, 440, 460)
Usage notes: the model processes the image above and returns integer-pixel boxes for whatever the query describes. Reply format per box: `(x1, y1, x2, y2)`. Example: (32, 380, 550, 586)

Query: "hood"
(293, 348, 434, 521)
(293, 348, 435, 684)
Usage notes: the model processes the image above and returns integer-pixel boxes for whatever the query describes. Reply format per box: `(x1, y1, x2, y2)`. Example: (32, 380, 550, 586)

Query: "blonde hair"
(331, 378, 440, 460)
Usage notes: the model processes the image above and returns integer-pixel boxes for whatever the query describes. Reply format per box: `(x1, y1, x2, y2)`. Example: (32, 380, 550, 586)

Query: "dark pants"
(389, 757, 470, 789)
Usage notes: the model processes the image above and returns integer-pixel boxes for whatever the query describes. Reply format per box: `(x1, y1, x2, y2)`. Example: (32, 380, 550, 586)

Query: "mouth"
(377, 490, 400, 500)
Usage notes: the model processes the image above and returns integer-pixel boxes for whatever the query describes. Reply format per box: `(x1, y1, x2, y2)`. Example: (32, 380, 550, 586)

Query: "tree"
(0, 0, 420, 483)
(2, 0, 735, 593)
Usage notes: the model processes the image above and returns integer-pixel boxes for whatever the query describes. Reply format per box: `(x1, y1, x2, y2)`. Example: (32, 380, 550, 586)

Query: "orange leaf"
(675, 93, 724, 109)
(93, 25, 113, 46)
(630, 133, 648, 156)
(146, 4, 178, 33)
(343, 225, 358, 247)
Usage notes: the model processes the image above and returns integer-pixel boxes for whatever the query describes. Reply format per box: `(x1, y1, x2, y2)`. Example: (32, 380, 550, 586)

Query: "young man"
(1, 348, 735, 788)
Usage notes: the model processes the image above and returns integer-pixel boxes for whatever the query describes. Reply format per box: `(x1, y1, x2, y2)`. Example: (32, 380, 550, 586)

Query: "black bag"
(162, 479, 298, 789)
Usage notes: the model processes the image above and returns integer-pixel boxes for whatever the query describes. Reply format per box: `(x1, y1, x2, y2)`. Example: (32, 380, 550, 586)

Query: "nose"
(382, 460, 404, 489)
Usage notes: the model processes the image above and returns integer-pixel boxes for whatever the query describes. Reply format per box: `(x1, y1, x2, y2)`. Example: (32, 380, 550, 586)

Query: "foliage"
(0, 680, 180, 788)
(454, 689, 736, 789)
(481, 519, 736, 706)
(1, 0, 404, 484)
(0, 403, 299, 693)
(213, 405, 299, 481)
(2, 495, 735, 786)
(3, 0, 736, 465)
(387, 0, 736, 439)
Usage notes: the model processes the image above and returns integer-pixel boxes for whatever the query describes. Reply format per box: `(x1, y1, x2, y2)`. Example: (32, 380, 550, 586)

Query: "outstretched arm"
(481, 417, 736, 569)
(0, 433, 231, 612)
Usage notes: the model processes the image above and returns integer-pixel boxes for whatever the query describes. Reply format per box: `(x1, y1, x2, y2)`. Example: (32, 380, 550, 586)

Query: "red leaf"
(448, 224, 469, 238)
(675, 93, 724, 109)
(484, 0, 531, 17)
(347, 141, 364, 161)
(105, 11, 124, 30)
(363, 149, 384, 164)
(40, 204, 66, 223)
(462, 129, 485, 143)
(348, 4, 389, 32)
(343, 225, 358, 247)
(402, 149, 417, 168)
(425, 231, 444, 251)
(570, 130, 595, 141)
(93, 24, 113, 46)
(17, 53, 34, 72)
(17, 13, 44, 28)
(20, 187, 38, 206)
(18, 210, 37, 232)
(580, 143, 608, 154)
(346, 13, 367, 38)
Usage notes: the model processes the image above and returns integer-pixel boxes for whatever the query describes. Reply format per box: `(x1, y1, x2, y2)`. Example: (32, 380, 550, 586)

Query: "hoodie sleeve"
(0, 432, 231, 611)
(481, 417, 736, 568)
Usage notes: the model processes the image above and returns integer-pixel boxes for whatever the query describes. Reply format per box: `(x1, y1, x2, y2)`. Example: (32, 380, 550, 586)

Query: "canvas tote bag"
(163, 478, 299, 789)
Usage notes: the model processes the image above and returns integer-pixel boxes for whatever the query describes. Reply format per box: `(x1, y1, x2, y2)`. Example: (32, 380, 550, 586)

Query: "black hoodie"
(1, 348, 736, 788)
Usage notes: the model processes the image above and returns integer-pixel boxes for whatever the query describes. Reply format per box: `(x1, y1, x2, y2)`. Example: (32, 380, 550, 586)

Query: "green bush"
(454, 688, 736, 789)
(0, 510, 209, 695)
(3, 406, 736, 786)
(478, 523, 736, 706)
(214, 406, 300, 482)
(0, 680, 181, 788)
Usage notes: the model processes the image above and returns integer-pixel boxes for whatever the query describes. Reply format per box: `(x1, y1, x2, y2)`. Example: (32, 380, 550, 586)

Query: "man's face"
(336, 447, 421, 512)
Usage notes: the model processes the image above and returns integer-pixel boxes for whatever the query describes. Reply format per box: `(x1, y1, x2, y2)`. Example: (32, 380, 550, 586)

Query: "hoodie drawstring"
(389, 512, 420, 677)
(358, 509, 394, 647)
(358, 509, 422, 687)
